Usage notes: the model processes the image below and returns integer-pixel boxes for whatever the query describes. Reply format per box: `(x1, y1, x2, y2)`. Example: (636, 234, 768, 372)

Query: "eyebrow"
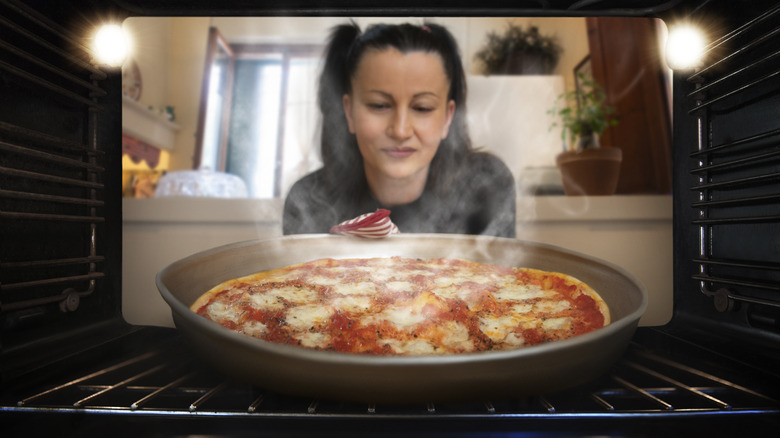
(365, 90, 441, 99)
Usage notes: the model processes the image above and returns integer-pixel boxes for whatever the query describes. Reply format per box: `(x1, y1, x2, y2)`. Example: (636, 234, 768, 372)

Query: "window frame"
(194, 36, 322, 197)
(193, 27, 235, 172)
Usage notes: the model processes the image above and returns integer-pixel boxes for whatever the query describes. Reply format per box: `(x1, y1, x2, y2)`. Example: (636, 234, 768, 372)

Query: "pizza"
(191, 257, 610, 356)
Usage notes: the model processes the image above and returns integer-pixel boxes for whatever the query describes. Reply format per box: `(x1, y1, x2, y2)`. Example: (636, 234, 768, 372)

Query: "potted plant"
(474, 23, 562, 75)
(549, 72, 621, 195)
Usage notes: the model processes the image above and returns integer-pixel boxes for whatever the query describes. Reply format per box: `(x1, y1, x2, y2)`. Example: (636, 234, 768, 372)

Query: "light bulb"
(666, 25, 706, 70)
(92, 24, 131, 67)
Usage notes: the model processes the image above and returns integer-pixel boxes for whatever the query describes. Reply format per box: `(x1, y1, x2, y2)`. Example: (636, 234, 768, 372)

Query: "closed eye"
(367, 102, 391, 111)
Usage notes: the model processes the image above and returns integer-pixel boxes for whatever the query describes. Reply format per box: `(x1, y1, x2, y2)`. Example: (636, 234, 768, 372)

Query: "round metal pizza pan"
(156, 234, 647, 403)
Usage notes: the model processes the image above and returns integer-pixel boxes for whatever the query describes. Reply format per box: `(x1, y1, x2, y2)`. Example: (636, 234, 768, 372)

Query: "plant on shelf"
(549, 73, 622, 196)
(474, 22, 563, 75)
(549, 72, 618, 150)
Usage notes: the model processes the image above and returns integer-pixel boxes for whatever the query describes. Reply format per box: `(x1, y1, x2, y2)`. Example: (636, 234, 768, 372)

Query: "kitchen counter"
(123, 195, 672, 327)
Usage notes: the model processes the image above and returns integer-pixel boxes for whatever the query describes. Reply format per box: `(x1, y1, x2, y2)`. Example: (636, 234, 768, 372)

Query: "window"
(195, 28, 323, 198)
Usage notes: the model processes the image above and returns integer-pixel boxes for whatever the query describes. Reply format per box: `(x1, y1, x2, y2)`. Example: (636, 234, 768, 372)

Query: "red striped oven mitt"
(330, 209, 400, 239)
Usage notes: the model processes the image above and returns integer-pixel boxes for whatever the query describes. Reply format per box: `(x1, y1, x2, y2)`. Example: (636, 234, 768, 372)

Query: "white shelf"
(122, 95, 180, 151)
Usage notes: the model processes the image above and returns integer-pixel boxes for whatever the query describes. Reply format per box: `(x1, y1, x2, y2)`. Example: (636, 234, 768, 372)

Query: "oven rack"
(0, 0, 106, 316)
(4, 329, 779, 426)
(687, 2, 780, 313)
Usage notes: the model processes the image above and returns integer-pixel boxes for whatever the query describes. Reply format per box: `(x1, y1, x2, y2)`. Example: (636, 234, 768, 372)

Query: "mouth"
(383, 147, 417, 158)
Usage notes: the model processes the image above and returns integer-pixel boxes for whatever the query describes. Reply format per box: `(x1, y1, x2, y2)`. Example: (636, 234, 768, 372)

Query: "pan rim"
(156, 233, 648, 366)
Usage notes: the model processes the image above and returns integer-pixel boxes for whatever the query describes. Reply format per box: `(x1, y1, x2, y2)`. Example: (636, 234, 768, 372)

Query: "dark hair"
(317, 21, 472, 200)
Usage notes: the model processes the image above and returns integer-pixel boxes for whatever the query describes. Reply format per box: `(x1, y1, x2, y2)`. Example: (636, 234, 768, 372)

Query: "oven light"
(92, 24, 131, 67)
(666, 25, 706, 70)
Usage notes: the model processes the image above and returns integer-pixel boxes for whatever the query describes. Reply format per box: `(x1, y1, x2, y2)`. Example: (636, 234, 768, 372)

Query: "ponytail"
(319, 23, 364, 194)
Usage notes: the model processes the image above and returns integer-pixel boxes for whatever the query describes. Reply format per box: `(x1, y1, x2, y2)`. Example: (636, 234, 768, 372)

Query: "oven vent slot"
(0, 0, 107, 321)
(687, 3, 780, 314)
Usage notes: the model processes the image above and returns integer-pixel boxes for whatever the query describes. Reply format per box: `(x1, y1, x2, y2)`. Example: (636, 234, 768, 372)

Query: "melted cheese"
(494, 284, 547, 301)
(207, 301, 243, 324)
(383, 338, 437, 355)
(249, 293, 286, 311)
(479, 314, 520, 342)
(385, 281, 413, 293)
(533, 299, 571, 314)
(331, 282, 377, 296)
(440, 321, 474, 352)
(542, 317, 572, 331)
(298, 331, 330, 348)
(331, 295, 373, 313)
(240, 320, 267, 338)
(285, 304, 334, 331)
(379, 306, 427, 329)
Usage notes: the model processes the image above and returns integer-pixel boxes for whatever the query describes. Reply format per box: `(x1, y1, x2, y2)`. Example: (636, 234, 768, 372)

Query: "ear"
(342, 94, 356, 134)
(441, 99, 456, 139)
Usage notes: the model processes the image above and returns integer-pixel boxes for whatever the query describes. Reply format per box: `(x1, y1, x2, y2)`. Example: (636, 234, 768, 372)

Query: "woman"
(283, 22, 516, 237)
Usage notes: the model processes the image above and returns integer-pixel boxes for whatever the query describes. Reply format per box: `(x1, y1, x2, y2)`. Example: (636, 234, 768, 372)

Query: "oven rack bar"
(686, 47, 780, 102)
(1, 271, 105, 292)
(691, 215, 780, 226)
(686, 4, 780, 114)
(691, 193, 780, 209)
(690, 149, 780, 175)
(694, 257, 780, 273)
(0, 38, 106, 97)
(692, 172, 779, 191)
(0, 0, 105, 80)
(0, 141, 104, 172)
(0, 166, 103, 190)
(0, 189, 104, 207)
(694, 273, 780, 292)
(0, 59, 103, 110)
(696, 281, 780, 311)
(9, 342, 778, 420)
(1, 256, 105, 270)
(0, 121, 104, 155)
(0, 211, 105, 223)
(687, 3, 779, 83)
(686, 66, 780, 114)
(689, 127, 780, 158)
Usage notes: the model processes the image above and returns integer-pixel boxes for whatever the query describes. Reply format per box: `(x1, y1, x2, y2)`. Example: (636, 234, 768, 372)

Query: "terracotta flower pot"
(556, 147, 623, 196)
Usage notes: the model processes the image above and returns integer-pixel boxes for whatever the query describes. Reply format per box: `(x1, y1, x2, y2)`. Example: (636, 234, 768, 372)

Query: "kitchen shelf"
(122, 95, 180, 151)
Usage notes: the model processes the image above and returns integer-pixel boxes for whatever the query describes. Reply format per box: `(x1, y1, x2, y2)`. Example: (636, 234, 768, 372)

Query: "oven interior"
(1, 0, 779, 435)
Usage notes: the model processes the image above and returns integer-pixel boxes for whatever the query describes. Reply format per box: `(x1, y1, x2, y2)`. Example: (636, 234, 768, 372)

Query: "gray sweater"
(283, 152, 516, 238)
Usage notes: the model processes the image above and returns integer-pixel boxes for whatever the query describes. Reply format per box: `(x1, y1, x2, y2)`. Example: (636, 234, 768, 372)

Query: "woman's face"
(343, 48, 455, 189)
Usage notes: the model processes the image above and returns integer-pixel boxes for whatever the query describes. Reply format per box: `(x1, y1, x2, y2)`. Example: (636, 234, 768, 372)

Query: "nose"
(387, 108, 412, 140)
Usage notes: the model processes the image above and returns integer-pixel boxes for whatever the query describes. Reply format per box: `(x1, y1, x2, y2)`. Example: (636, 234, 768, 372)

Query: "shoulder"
(283, 170, 328, 216)
(285, 170, 328, 204)
(288, 169, 324, 192)
(283, 169, 335, 234)
(463, 151, 514, 181)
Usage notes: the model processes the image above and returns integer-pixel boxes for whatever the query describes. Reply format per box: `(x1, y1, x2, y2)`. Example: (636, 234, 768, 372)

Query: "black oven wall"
(0, 0, 126, 382)
(668, 0, 780, 359)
